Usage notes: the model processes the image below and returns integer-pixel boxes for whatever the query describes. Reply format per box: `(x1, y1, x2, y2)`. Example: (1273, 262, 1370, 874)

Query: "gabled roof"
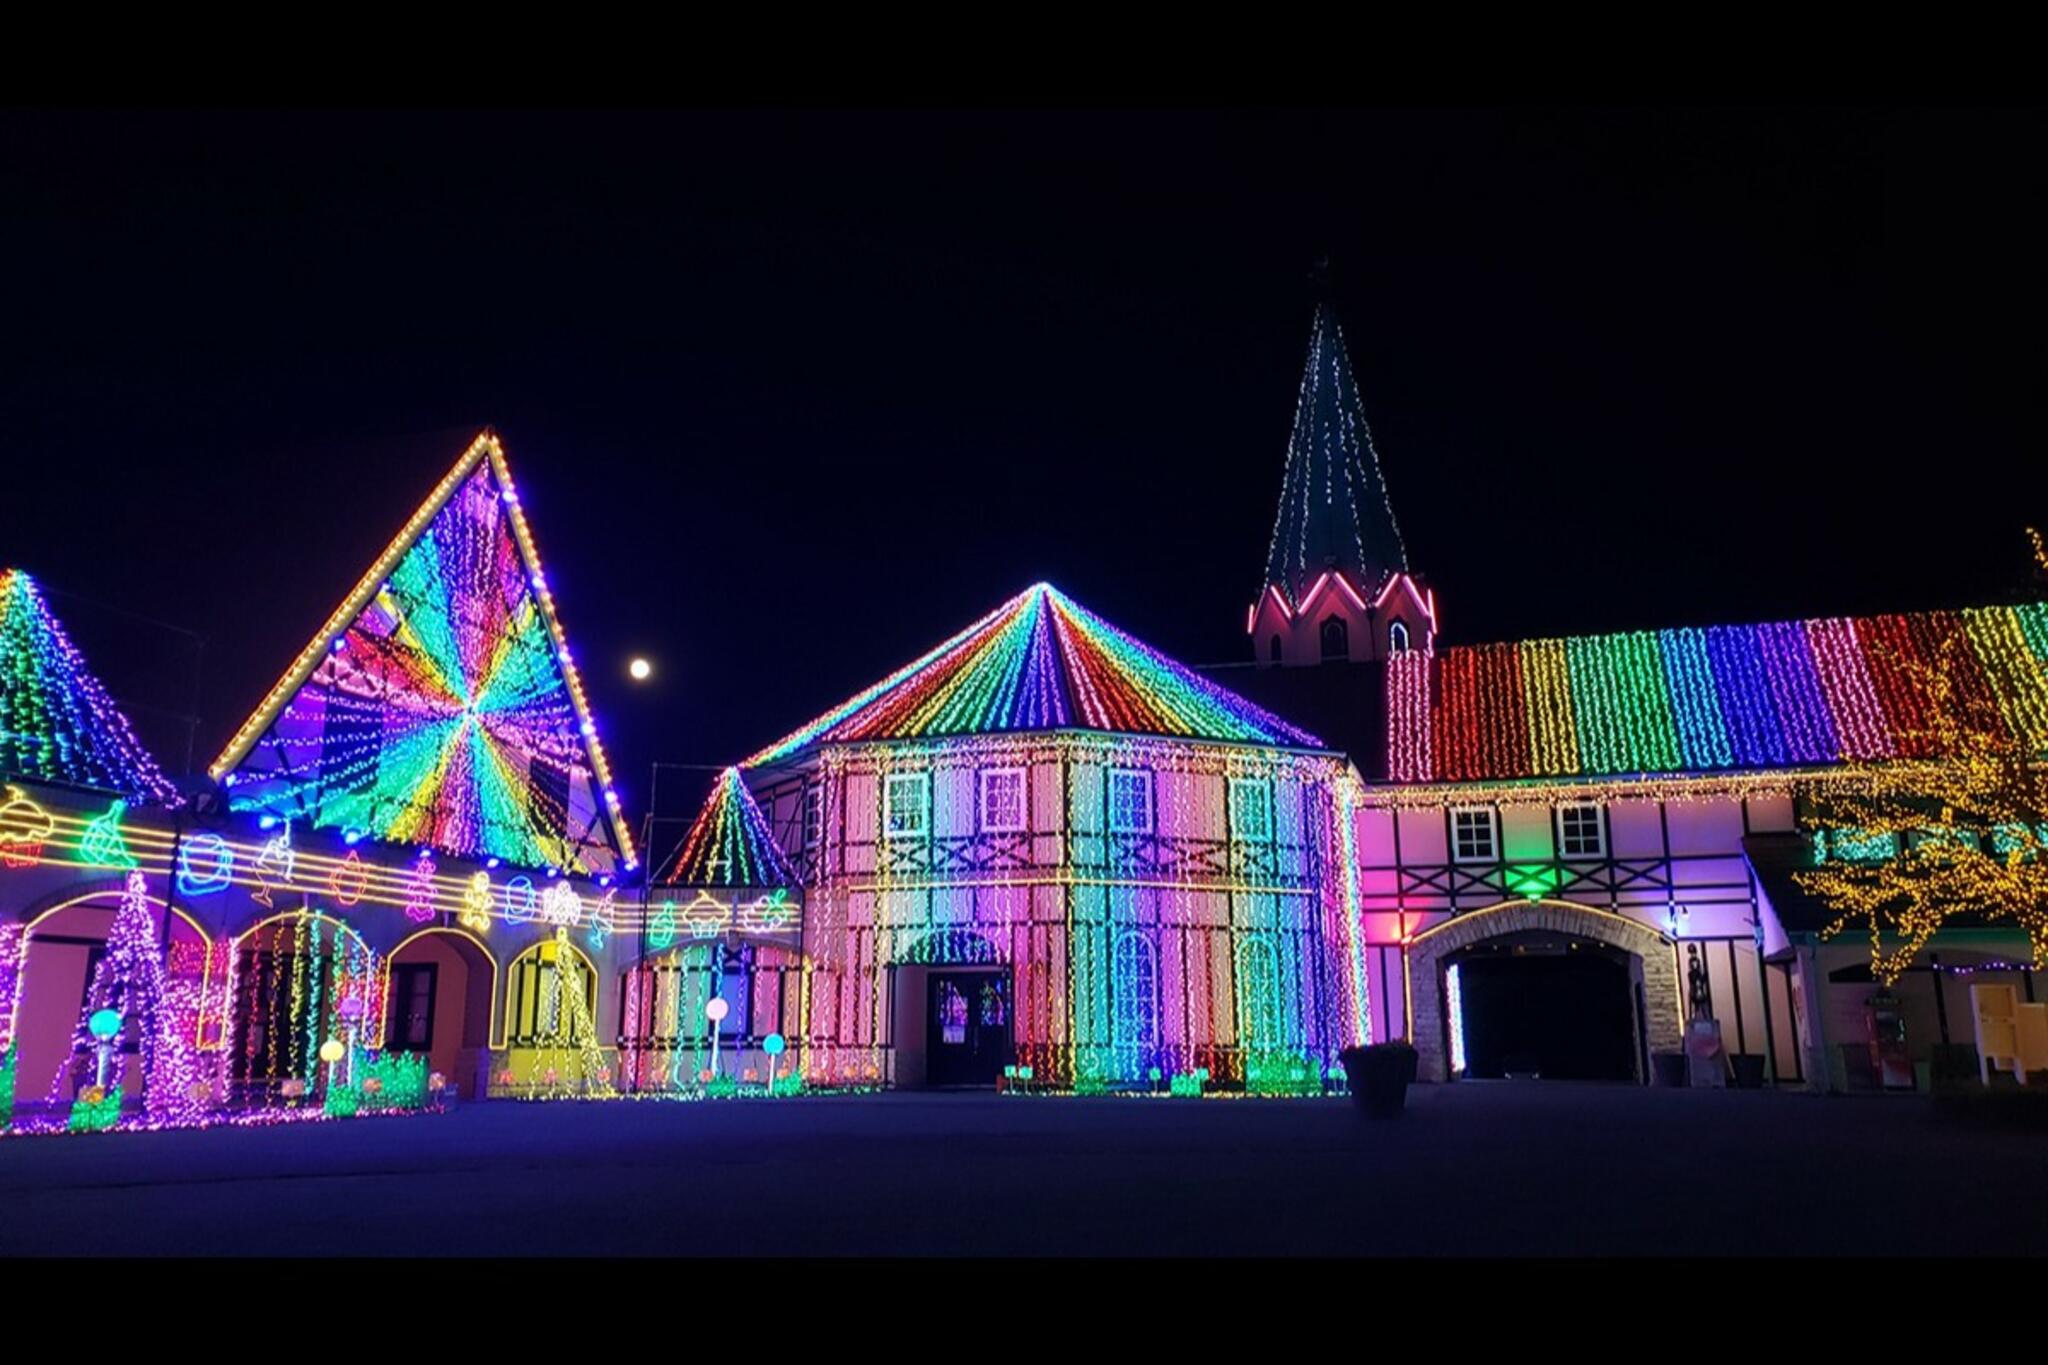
(664, 767, 799, 888)
(0, 568, 181, 806)
(745, 583, 1323, 767)
(1262, 300, 1409, 606)
(210, 431, 636, 875)
(1388, 601, 2048, 784)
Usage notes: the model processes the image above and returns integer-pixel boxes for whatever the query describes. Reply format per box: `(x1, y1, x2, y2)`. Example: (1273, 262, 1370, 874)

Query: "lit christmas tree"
(524, 928, 615, 1100)
(52, 870, 168, 1129)
(0, 568, 179, 804)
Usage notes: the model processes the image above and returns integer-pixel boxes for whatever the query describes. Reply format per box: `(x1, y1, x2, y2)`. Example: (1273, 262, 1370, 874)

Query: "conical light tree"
(51, 870, 167, 1127)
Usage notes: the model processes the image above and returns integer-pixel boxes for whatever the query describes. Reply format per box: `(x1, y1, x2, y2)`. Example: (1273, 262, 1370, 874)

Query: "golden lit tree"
(1795, 531, 2048, 984)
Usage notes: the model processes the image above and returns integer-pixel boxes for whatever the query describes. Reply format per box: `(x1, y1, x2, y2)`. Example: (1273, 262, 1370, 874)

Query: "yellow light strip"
(209, 432, 497, 781)
(1347, 758, 1955, 810)
(24, 815, 664, 931)
(1402, 896, 1674, 947)
(826, 874, 1314, 897)
(485, 440, 636, 868)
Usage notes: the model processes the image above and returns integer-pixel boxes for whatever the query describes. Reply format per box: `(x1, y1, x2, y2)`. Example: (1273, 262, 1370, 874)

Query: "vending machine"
(1865, 990, 1914, 1090)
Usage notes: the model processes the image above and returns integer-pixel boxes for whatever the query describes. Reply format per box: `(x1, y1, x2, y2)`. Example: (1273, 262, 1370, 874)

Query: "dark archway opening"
(387, 932, 495, 1101)
(1450, 932, 1636, 1081)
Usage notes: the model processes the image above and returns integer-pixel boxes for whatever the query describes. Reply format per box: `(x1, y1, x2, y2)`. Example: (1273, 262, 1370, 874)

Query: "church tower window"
(1320, 616, 1349, 661)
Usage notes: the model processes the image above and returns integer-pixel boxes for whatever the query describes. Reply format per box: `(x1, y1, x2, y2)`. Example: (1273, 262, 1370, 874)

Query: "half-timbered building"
(1229, 298, 2048, 1092)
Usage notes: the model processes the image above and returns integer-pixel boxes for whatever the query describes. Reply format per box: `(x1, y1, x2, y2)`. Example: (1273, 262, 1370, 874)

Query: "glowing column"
(1333, 778, 1373, 1047)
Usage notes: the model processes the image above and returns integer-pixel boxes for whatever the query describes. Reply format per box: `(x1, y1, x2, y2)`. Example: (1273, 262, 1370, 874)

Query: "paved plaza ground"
(2, 1082, 2043, 1256)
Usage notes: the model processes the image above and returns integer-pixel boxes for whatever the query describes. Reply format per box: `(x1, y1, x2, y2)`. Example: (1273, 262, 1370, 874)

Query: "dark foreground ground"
(2, 1083, 2043, 1255)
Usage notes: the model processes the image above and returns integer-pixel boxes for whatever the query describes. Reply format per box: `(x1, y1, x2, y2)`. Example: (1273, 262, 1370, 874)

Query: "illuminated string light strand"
(1388, 600, 2048, 783)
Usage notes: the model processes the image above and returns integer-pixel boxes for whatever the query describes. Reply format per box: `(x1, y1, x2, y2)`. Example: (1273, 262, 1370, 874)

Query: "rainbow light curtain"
(1388, 603, 2048, 781)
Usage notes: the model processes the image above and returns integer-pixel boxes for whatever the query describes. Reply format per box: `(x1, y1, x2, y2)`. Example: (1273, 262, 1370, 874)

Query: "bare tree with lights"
(1794, 530, 2048, 984)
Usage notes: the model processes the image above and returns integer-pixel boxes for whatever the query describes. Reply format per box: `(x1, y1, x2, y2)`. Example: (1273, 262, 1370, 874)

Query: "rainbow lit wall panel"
(1388, 603, 2048, 783)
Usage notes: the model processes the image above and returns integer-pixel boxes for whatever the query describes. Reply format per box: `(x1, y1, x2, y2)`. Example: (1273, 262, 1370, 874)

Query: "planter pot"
(1652, 1052, 1688, 1088)
(1730, 1054, 1767, 1089)
(1339, 1045, 1415, 1119)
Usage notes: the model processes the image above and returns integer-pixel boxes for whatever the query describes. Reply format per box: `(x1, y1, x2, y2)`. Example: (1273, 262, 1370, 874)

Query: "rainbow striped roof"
(665, 767, 798, 887)
(1, 568, 180, 805)
(1386, 601, 2048, 784)
(745, 583, 1323, 766)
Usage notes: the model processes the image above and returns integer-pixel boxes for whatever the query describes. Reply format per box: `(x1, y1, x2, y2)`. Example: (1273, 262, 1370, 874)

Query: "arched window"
(1237, 936, 1284, 1052)
(507, 941, 599, 1046)
(1268, 634, 1283, 663)
(1110, 931, 1160, 1052)
(1319, 616, 1349, 661)
(1388, 620, 1410, 653)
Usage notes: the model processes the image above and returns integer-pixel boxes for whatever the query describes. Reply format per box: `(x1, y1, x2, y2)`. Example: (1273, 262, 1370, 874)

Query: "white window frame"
(979, 766, 1027, 833)
(1106, 768, 1154, 834)
(883, 771, 929, 840)
(803, 783, 824, 850)
(1388, 620, 1410, 653)
(1229, 777, 1274, 844)
(1450, 806, 1498, 864)
(1554, 802, 1605, 860)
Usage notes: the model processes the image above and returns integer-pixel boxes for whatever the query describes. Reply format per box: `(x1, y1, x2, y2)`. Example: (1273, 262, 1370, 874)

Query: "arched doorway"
(10, 884, 214, 1113)
(500, 937, 611, 1094)
(226, 911, 380, 1105)
(893, 929, 1010, 1089)
(1407, 900, 1682, 1084)
(383, 928, 497, 1101)
(1446, 932, 1637, 1080)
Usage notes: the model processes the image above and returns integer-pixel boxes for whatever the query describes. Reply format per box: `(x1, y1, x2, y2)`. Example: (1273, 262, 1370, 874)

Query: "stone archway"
(1407, 900, 1681, 1083)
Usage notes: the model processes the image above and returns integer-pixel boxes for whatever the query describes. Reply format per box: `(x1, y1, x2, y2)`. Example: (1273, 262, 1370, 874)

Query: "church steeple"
(1262, 286, 1409, 604)
(1251, 280, 1433, 668)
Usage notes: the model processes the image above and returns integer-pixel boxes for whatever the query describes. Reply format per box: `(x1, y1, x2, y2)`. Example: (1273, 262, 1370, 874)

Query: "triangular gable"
(744, 583, 1323, 766)
(0, 568, 181, 806)
(211, 431, 635, 875)
(664, 767, 799, 887)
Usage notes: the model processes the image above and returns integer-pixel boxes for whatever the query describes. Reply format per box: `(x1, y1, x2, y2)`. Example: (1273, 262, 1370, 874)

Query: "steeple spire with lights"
(1251, 263, 1433, 668)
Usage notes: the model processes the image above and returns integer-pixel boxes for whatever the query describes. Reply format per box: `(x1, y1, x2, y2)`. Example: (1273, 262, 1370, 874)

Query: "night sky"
(3, 109, 2043, 818)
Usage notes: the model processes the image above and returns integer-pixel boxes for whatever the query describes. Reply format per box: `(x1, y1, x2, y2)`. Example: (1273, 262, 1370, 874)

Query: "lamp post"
(88, 1008, 122, 1091)
(705, 996, 730, 1080)
(319, 1037, 345, 1094)
(337, 995, 365, 1086)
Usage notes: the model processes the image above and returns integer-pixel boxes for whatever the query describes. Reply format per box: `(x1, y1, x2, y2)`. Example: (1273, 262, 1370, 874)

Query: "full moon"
(628, 657, 652, 681)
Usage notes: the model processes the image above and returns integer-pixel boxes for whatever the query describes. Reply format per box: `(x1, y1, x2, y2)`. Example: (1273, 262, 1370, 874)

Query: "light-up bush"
(1244, 1051, 1325, 1097)
(67, 1086, 122, 1132)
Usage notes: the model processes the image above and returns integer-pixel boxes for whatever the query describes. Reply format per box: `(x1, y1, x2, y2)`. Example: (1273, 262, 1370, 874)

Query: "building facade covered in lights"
(0, 435, 657, 1121)
(738, 583, 1367, 1092)
(1228, 297, 2048, 1092)
(6, 302, 2048, 1126)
